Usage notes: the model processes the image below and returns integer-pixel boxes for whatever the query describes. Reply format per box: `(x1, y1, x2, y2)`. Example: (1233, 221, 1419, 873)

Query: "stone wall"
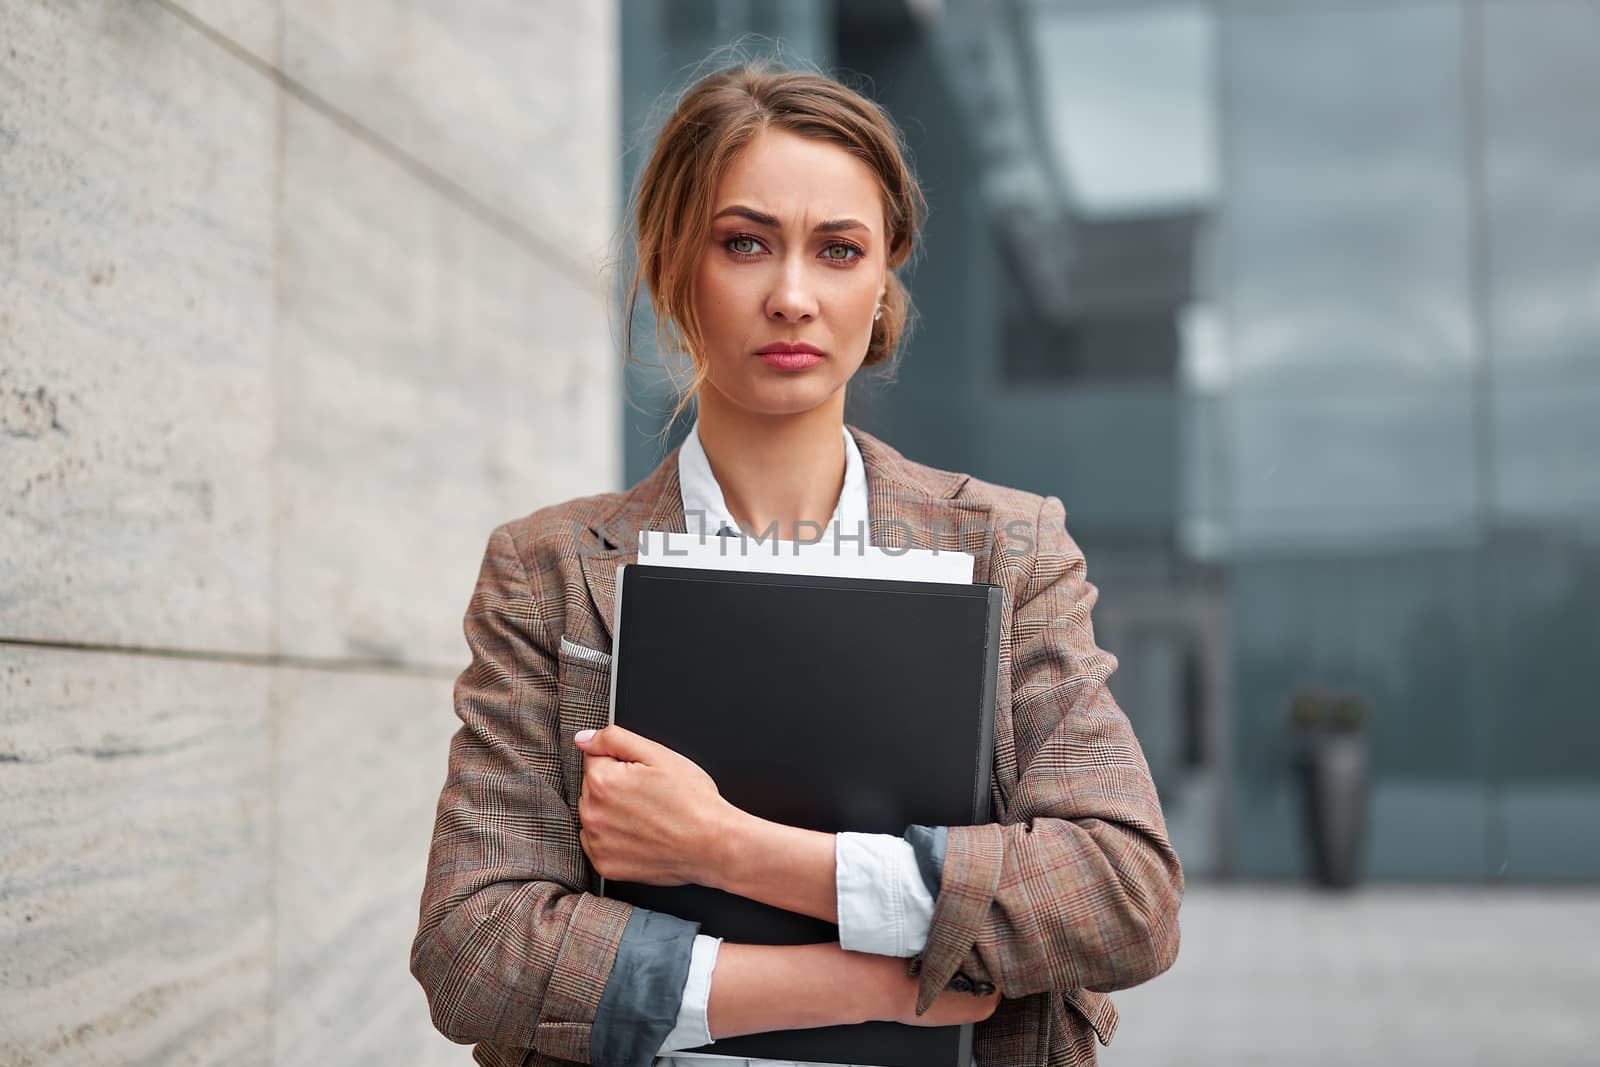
(0, 1, 618, 1061)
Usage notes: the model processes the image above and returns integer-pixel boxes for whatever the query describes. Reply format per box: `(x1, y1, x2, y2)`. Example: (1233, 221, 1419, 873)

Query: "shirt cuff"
(591, 908, 700, 1067)
(903, 823, 949, 898)
(656, 934, 722, 1055)
(835, 831, 938, 957)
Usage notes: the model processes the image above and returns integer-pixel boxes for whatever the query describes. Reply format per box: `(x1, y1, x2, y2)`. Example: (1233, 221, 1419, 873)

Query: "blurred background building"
(3, 1, 1597, 1064)
(622, 0, 1600, 886)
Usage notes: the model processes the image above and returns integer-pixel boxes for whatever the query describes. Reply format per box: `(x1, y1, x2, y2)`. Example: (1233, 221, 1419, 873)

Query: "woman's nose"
(765, 258, 818, 321)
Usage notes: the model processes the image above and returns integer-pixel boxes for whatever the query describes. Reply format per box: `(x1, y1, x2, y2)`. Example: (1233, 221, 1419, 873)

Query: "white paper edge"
(635, 529, 973, 584)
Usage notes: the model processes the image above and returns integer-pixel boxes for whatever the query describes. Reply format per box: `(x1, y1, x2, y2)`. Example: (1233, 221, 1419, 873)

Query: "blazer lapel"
(853, 427, 995, 587)
(578, 446, 686, 648)
(579, 424, 994, 649)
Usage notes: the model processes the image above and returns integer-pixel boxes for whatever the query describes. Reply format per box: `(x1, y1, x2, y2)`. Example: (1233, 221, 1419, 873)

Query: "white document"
(635, 529, 974, 584)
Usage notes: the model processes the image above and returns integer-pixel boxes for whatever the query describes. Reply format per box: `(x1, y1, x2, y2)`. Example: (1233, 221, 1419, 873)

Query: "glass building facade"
(619, 0, 1600, 882)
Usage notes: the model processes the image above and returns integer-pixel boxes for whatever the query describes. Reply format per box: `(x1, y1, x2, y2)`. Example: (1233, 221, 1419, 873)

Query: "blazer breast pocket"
(555, 635, 613, 812)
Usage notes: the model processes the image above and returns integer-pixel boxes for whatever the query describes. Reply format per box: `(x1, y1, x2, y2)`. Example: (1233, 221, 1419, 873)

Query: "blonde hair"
(622, 59, 927, 435)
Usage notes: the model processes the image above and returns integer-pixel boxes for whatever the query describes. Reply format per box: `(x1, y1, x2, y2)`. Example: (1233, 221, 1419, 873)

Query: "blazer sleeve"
(409, 524, 640, 1061)
(909, 495, 1185, 1015)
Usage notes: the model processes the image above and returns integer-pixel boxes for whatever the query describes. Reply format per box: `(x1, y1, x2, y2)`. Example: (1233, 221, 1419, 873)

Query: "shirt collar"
(678, 416, 871, 545)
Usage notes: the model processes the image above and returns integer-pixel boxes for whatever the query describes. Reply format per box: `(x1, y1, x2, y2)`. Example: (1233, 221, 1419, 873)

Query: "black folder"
(603, 563, 1003, 1067)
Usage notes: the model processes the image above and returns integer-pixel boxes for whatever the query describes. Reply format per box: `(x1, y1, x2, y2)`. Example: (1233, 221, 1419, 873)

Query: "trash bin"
(1287, 689, 1370, 889)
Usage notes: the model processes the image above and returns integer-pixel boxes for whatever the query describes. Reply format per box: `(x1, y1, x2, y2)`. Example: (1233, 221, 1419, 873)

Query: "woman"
(410, 62, 1182, 1067)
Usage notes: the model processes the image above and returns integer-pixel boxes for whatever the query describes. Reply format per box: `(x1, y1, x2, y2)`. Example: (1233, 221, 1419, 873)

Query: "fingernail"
(575, 729, 596, 745)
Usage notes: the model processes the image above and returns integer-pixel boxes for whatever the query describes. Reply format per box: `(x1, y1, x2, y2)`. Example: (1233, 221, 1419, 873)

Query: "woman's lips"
(758, 351, 824, 371)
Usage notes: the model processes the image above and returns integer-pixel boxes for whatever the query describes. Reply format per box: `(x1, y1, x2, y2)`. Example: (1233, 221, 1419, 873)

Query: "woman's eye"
(725, 235, 859, 261)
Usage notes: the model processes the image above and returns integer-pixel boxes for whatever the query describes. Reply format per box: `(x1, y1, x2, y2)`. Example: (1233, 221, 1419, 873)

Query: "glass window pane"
(1225, 3, 1474, 388)
(1484, 0, 1600, 384)
(1482, 0, 1600, 879)
(1223, 3, 1476, 548)
(1222, 2, 1490, 880)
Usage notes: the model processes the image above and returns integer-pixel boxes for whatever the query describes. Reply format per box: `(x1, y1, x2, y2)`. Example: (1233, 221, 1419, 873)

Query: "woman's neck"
(694, 394, 848, 543)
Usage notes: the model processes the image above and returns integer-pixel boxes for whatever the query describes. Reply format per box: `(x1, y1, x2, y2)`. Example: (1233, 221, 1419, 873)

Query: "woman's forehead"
(713, 129, 883, 232)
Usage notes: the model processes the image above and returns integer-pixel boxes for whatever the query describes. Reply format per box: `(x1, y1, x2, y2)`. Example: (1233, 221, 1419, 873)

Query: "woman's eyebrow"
(711, 205, 869, 235)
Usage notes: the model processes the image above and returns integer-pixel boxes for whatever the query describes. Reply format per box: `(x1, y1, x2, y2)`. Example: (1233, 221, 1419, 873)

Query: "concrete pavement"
(1101, 884, 1600, 1066)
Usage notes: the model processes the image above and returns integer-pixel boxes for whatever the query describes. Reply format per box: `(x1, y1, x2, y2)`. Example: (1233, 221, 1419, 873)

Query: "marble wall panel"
(281, 0, 619, 267)
(271, 663, 463, 1065)
(0, 0, 276, 655)
(0, 646, 273, 1064)
(275, 92, 618, 669)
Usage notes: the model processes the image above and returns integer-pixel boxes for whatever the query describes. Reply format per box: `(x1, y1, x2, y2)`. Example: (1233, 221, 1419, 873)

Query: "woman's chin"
(713, 377, 842, 418)
(749, 388, 841, 418)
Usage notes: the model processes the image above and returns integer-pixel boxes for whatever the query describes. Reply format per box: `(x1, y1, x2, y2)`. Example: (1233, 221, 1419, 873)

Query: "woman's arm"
(705, 941, 999, 1039)
(576, 731, 943, 958)
(695, 815, 941, 962)
(576, 493, 1185, 1025)
(904, 494, 1185, 1014)
(706, 812, 840, 922)
(578, 731, 987, 1062)
(410, 525, 658, 1062)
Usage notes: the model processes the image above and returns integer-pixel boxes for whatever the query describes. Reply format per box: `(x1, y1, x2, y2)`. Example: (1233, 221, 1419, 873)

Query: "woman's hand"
(574, 725, 737, 885)
(854, 953, 1001, 1029)
(895, 984, 1003, 1027)
(877, 963, 1002, 1028)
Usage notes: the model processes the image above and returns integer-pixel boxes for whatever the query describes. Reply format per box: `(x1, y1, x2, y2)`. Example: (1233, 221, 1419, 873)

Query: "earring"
(873, 304, 884, 322)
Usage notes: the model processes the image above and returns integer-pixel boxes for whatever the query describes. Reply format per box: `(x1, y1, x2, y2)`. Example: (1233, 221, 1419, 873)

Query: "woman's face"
(690, 127, 888, 419)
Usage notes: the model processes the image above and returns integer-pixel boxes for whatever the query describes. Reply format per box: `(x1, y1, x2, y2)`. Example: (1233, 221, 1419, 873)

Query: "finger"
(575, 724, 667, 764)
(580, 751, 621, 777)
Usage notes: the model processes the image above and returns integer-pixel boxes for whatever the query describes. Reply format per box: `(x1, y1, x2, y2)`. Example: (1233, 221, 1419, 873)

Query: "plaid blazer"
(410, 425, 1183, 1067)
